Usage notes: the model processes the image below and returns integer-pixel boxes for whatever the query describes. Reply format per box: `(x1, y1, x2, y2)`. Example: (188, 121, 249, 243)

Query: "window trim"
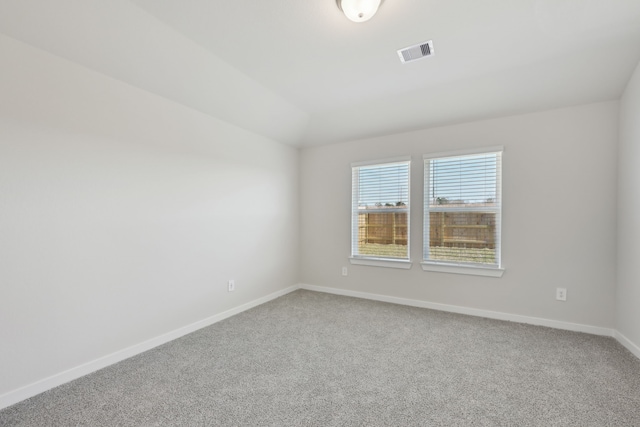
(351, 156, 412, 267)
(350, 257, 413, 269)
(420, 261, 504, 277)
(351, 156, 413, 168)
(422, 147, 504, 276)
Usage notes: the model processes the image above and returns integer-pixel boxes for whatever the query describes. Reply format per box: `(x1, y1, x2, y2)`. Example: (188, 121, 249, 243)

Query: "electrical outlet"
(228, 280, 235, 292)
(556, 288, 567, 301)
(342, 267, 348, 276)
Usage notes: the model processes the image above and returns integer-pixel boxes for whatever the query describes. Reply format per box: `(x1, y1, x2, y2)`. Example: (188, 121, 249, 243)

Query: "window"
(351, 158, 411, 269)
(423, 147, 503, 277)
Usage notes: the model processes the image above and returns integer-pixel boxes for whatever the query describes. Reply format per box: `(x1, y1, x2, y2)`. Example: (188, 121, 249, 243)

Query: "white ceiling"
(1, 0, 640, 147)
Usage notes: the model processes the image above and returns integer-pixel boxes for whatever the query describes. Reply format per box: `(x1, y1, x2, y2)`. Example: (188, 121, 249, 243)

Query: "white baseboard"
(0, 285, 299, 411)
(299, 284, 615, 337)
(615, 330, 640, 360)
(3, 284, 637, 411)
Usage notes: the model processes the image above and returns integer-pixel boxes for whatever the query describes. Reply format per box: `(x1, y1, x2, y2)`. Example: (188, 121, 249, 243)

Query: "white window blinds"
(352, 159, 410, 260)
(423, 149, 502, 267)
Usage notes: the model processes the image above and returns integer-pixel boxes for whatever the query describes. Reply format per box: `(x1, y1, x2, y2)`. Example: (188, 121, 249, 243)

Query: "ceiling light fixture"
(337, 0, 383, 23)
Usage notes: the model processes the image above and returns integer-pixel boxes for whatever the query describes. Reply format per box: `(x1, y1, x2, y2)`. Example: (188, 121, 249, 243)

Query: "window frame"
(422, 147, 504, 277)
(350, 157, 413, 269)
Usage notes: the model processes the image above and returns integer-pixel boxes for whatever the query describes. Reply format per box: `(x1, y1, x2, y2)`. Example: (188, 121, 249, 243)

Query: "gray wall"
(0, 35, 299, 397)
(617, 61, 640, 349)
(301, 102, 618, 329)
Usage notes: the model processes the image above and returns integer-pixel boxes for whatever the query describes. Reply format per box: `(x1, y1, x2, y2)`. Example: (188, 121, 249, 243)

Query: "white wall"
(301, 102, 618, 329)
(617, 61, 640, 351)
(0, 35, 299, 400)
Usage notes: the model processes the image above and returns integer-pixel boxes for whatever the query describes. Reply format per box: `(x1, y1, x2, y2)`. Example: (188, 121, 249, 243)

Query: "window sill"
(420, 261, 504, 277)
(350, 257, 413, 269)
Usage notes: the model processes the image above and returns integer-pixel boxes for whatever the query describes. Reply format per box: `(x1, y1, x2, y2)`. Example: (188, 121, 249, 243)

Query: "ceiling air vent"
(398, 40, 434, 64)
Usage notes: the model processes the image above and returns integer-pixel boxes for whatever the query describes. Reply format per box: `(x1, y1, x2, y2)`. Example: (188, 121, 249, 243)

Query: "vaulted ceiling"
(2, 0, 640, 146)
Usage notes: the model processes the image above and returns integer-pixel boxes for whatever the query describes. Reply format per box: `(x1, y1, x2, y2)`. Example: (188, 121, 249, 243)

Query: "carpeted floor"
(1, 289, 639, 426)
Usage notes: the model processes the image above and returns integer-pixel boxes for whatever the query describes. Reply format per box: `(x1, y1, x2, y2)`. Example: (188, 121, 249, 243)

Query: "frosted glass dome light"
(338, 0, 382, 23)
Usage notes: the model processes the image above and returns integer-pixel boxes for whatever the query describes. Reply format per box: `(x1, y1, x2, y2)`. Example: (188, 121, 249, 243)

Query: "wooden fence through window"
(358, 210, 495, 249)
(429, 212, 495, 249)
(358, 212, 408, 246)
